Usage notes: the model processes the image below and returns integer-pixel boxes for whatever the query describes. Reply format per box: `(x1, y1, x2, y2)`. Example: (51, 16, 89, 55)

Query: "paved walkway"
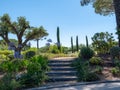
(47, 82, 120, 90)
(28, 81, 120, 90)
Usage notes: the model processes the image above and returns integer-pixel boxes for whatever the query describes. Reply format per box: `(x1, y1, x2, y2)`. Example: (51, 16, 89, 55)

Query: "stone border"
(27, 80, 120, 90)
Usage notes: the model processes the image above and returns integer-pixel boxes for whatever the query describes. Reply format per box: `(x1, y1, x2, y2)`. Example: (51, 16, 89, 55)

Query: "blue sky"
(0, 0, 117, 47)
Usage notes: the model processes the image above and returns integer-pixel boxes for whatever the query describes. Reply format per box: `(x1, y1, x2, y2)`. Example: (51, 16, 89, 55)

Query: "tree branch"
(6, 20, 19, 36)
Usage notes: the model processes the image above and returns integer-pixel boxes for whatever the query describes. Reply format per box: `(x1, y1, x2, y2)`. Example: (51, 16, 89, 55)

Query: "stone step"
(46, 71, 77, 76)
(49, 60, 74, 63)
(50, 67, 75, 71)
(47, 76, 77, 82)
(48, 63, 71, 67)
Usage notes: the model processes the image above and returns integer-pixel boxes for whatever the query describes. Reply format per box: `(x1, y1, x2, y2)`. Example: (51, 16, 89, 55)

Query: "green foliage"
(89, 57, 103, 65)
(72, 59, 99, 81)
(79, 47, 94, 59)
(0, 73, 21, 90)
(94, 66, 103, 74)
(0, 59, 29, 73)
(92, 32, 116, 54)
(25, 50, 36, 59)
(0, 50, 13, 61)
(62, 46, 69, 54)
(8, 54, 14, 60)
(39, 46, 49, 53)
(114, 59, 120, 68)
(20, 55, 49, 87)
(49, 45, 60, 54)
(0, 50, 13, 56)
(0, 14, 48, 59)
(80, 0, 113, 16)
(0, 55, 49, 88)
(110, 46, 120, 59)
(111, 67, 120, 76)
(0, 54, 7, 61)
(30, 55, 49, 71)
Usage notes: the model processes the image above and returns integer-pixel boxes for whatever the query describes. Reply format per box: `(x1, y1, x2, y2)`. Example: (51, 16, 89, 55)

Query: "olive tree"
(0, 14, 48, 58)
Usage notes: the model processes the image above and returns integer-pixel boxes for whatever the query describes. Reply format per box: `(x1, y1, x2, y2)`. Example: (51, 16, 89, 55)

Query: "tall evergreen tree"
(57, 27, 61, 52)
(86, 35, 88, 47)
(76, 36, 79, 52)
(71, 37, 74, 53)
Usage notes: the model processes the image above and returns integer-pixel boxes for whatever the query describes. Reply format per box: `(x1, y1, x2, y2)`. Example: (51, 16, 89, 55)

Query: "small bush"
(94, 66, 103, 74)
(19, 55, 49, 88)
(8, 54, 14, 60)
(110, 46, 120, 59)
(0, 59, 29, 73)
(49, 45, 60, 54)
(0, 73, 21, 90)
(30, 55, 49, 71)
(20, 63, 46, 87)
(0, 54, 7, 61)
(79, 47, 94, 59)
(89, 57, 103, 65)
(111, 67, 120, 76)
(114, 59, 120, 68)
(85, 72, 100, 81)
(72, 59, 99, 82)
(0, 50, 13, 56)
(25, 50, 36, 59)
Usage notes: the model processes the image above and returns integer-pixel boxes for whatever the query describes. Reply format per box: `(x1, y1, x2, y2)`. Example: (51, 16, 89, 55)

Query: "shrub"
(111, 67, 120, 76)
(94, 66, 103, 74)
(25, 50, 36, 59)
(0, 50, 13, 56)
(110, 46, 120, 59)
(8, 54, 14, 60)
(114, 59, 120, 68)
(0, 73, 21, 90)
(79, 47, 94, 59)
(30, 55, 49, 71)
(19, 55, 49, 88)
(72, 59, 99, 81)
(20, 62, 46, 87)
(0, 54, 7, 61)
(49, 45, 60, 54)
(0, 59, 29, 73)
(85, 72, 100, 81)
(89, 57, 103, 65)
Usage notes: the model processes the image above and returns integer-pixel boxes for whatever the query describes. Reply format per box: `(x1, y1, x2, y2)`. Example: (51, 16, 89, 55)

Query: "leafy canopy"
(80, 0, 114, 16)
(0, 14, 48, 49)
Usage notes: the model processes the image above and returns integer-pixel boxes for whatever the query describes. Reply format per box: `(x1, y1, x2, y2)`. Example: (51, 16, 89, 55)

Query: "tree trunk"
(14, 48, 22, 59)
(37, 39, 39, 49)
(113, 0, 120, 47)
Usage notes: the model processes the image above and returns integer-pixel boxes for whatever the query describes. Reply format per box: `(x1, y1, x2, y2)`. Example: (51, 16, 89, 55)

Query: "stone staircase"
(46, 57, 77, 83)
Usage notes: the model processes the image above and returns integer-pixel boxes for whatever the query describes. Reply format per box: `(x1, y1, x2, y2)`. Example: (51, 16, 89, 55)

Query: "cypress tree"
(71, 37, 74, 53)
(76, 36, 79, 52)
(86, 35, 89, 47)
(57, 27, 61, 52)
